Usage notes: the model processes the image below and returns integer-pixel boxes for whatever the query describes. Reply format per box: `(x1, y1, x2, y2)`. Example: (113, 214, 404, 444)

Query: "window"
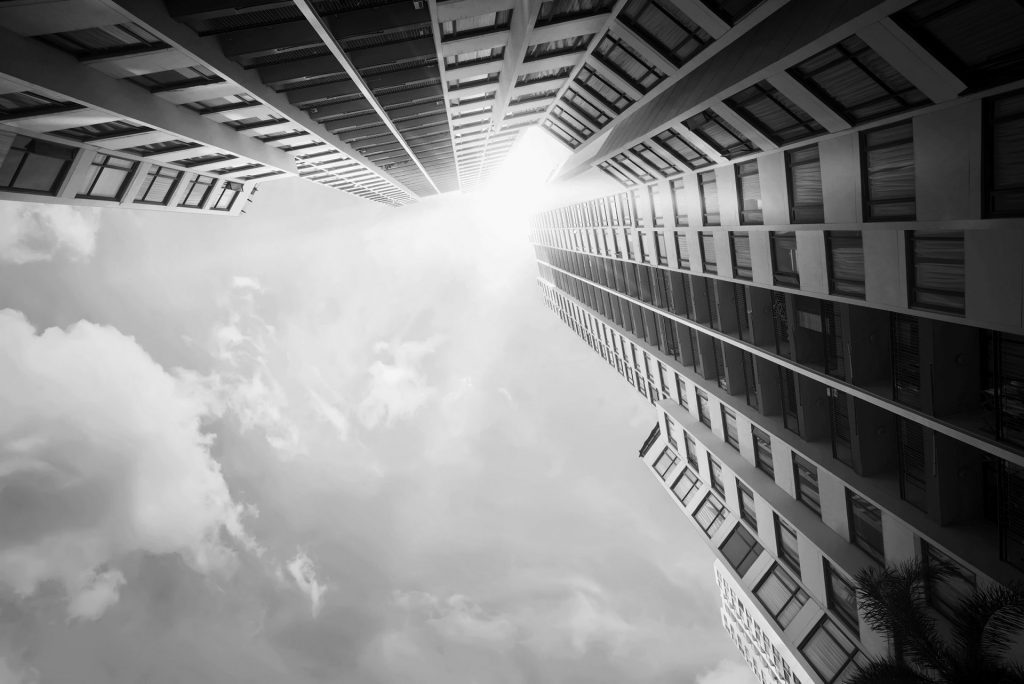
(709, 457, 725, 496)
(720, 525, 763, 577)
(737, 480, 757, 528)
(922, 542, 977, 620)
(630, 142, 679, 177)
(78, 154, 136, 200)
(552, 105, 596, 141)
(753, 426, 773, 478)
(794, 453, 822, 516)
(134, 166, 182, 205)
(825, 560, 859, 631)
(725, 80, 825, 145)
(775, 515, 801, 572)
(894, 0, 1024, 90)
(179, 175, 216, 208)
(653, 447, 680, 479)
(696, 388, 712, 427)
(444, 45, 505, 69)
(788, 35, 929, 124)
(593, 33, 666, 92)
(671, 467, 702, 506)
(908, 230, 965, 315)
(722, 407, 739, 449)
(756, 563, 810, 628)
(985, 89, 1024, 217)
(694, 493, 728, 537)
(676, 374, 689, 409)
(669, 179, 688, 227)
(897, 417, 928, 512)
(801, 618, 868, 684)
(771, 231, 800, 287)
(847, 491, 885, 563)
(826, 231, 865, 298)
(699, 232, 717, 274)
(786, 145, 824, 223)
(697, 171, 719, 226)
(665, 414, 679, 448)
(565, 90, 612, 128)
(0, 135, 76, 195)
(684, 432, 699, 468)
(862, 122, 915, 221)
(652, 128, 713, 170)
(598, 160, 631, 185)
(735, 160, 763, 224)
(684, 110, 759, 159)
(981, 331, 1024, 449)
(619, 0, 712, 67)
(731, 232, 752, 280)
(441, 10, 513, 41)
(652, 231, 669, 266)
(211, 181, 242, 211)
(575, 65, 634, 114)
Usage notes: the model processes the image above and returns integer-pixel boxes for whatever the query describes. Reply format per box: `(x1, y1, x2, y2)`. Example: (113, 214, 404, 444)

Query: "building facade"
(0, 0, 663, 214)
(530, 0, 1024, 680)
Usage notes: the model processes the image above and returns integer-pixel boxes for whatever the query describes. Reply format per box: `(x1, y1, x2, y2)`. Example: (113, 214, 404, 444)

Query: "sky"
(0, 128, 757, 684)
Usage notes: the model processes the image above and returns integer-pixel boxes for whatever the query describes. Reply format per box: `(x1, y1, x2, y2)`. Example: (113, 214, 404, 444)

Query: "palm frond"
(843, 658, 936, 684)
(949, 582, 1024, 664)
(855, 561, 950, 675)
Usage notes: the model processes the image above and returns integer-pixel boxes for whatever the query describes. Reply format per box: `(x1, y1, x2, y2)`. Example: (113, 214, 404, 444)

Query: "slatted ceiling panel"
(239, 44, 330, 69)
(559, 0, 873, 179)
(185, 6, 305, 36)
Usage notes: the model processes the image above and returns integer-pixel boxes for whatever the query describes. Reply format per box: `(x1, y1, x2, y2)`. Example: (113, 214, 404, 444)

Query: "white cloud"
(286, 551, 327, 617)
(394, 591, 517, 648)
(66, 569, 126, 622)
(357, 337, 443, 429)
(0, 203, 98, 264)
(0, 309, 254, 619)
(0, 657, 37, 684)
(695, 659, 758, 684)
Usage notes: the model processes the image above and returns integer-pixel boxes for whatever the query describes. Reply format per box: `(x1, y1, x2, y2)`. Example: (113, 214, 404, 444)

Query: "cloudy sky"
(0, 129, 755, 684)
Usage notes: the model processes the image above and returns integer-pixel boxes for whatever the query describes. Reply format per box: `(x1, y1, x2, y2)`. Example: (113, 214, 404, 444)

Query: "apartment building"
(530, 0, 1024, 680)
(0, 0, 663, 214)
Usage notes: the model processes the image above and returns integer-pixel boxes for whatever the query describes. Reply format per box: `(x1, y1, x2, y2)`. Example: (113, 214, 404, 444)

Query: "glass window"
(788, 35, 929, 124)
(826, 231, 865, 298)
(771, 231, 800, 287)
(709, 457, 725, 496)
(722, 406, 739, 449)
(775, 514, 801, 572)
(670, 179, 688, 227)
(985, 89, 1024, 217)
(862, 122, 915, 221)
(441, 10, 513, 40)
(755, 563, 809, 628)
(671, 467, 702, 506)
(684, 110, 759, 159)
(78, 153, 136, 200)
(698, 172, 719, 226)
(684, 432, 699, 468)
(735, 160, 763, 224)
(894, 0, 1024, 90)
(694, 493, 728, 537)
(575, 65, 634, 114)
(676, 374, 689, 409)
(753, 426, 773, 478)
(653, 446, 680, 479)
(592, 33, 666, 92)
(737, 480, 757, 528)
(922, 541, 977, 620)
(720, 524, 763, 577)
(800, 618, 868, 684)
(825, 560, 859, 631)
(179, 174, 216, 208)
(794, 453, 822, 516)
(731, 232, 752, 280)
(552, 105, 596, 142)
(696, 388, 712, 427)
(565, 89, 611, 128)
(631, 142, 679, 177)
(699, 232, 717, 274)
(847, 491, 885, 563)
(786, 144, 824, 223)
(725, 80, 825, 144)
(134, 166, 182, 205)
(0, 135, 77, 195)
(619, 0, 712, 67)
(652, 128, 714, 170)
(897, 417, 929, 512)
(908, 230, 964, 315)
(211, 180, 242, 211)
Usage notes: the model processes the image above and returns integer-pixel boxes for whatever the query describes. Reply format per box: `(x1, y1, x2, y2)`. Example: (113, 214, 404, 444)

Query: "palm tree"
(847, 559, 1024, 684)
